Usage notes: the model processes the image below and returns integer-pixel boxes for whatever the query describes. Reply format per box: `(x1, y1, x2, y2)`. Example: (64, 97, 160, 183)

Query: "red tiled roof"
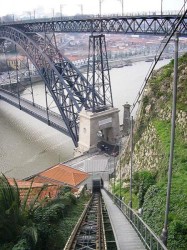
(31, 175, 79, 193)
(19, 186, 59, 204)
(32, 175, 55, 184)
(8, 178, 44, 188)
(7, 178, 59, 204)
(7, 55, 26, 61)
(34, 164, 89, 187)
(67, 55, 86, 61)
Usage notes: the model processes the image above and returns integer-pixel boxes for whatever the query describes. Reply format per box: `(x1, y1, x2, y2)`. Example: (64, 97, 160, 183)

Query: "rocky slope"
(115, 54, 187, 249)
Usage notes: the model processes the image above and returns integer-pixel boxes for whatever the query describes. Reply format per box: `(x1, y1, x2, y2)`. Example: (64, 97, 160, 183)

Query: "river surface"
(0, 59, 170, 179)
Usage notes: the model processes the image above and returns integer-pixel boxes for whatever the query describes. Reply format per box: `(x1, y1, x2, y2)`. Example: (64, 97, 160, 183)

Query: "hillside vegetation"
(0, 176, 90, 250)
(115, 53, 187, 249)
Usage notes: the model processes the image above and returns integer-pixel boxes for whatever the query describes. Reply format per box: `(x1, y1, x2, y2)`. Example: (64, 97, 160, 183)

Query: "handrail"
(0, 88, 70, 134)
(0, 11, 182, 25)
(0, 88, 62, 119)
(104, 188, 168, 250)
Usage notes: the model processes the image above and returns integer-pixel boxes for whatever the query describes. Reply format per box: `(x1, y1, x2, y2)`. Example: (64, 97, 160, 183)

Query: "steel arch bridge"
(0, 26, 113, 146)
(0, 11, 186, 146)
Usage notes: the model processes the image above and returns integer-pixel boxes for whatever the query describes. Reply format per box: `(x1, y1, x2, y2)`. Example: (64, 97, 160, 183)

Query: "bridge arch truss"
(0, 26, 112, 146)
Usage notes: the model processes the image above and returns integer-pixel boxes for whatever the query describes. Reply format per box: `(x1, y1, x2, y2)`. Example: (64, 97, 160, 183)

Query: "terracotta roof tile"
(8, 178, 44, 188)
(7, 178, 59, 204)
(34, 164, 89, 187)
(33, 175, 65, 185)
(18, 186, 59, 204)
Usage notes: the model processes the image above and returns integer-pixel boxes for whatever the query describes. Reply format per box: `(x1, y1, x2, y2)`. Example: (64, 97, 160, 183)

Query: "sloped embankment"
(116, 54, 187, 249)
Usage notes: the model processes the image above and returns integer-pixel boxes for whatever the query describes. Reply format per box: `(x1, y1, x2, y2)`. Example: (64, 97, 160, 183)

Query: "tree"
(0, 175, 45, 248)
(0, 175, 77, 250)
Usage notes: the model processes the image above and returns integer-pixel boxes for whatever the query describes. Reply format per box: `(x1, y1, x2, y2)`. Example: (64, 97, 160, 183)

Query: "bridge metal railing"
(20, 95, 63, 119)
(0, 88, 70, 135)
(0, 88, 63, 119)
(104, 188, 168, 250)
(0, 10, 182, 25)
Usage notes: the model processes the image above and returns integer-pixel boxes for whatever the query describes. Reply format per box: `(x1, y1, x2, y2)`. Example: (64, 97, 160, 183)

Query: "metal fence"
(104, 188, 168, 250)
(0, 11, 181, 25)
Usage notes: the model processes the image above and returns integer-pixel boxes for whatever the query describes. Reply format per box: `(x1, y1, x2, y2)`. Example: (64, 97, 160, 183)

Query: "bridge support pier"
(74, 107, 120, 156)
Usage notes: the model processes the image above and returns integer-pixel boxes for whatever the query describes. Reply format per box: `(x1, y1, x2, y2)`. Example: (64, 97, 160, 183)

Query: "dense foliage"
(140, 55, 187, 249)
(142, 121, 187, 249)
(0, 175, 89, 250)
(115, 54, 187, 249)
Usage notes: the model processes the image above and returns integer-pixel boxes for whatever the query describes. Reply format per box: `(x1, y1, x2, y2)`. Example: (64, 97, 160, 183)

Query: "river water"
(0, 59, 170, 179)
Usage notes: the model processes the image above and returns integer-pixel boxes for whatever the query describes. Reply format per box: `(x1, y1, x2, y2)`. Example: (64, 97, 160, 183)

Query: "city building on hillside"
(6, 55, 26, 70)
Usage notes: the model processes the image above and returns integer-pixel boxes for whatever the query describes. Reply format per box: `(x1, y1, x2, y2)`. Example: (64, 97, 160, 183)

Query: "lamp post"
(118, 0, 124, 16)
(161, 32, 178, 247)
(113, 152, 116, 194)
(28, 12, 31, 20)
(112, 138, 118, 195)
(78, 4, 83, 15)
(119, 138, 122, 199)
(161, 0, 163, 16)
(99, 0, 104, 16)
(129, 116, 133, 209)
(60, 4, 66, 18)
(52, 8, 54, 19)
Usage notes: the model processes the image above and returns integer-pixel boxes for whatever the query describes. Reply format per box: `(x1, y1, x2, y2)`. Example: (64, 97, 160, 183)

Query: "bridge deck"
(2, 13, 187, 36)
(0, 89, 70, 136)
(101, 189, 146, 250)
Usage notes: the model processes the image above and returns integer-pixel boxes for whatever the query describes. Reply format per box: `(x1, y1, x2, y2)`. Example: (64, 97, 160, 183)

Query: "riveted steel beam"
(0, 26, 108, 146)
(3, 15, 187, 36)
(87, 34, 113, 112)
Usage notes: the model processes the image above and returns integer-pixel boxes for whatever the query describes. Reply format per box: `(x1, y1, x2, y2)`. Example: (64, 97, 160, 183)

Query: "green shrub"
(133, 170, 156, 207)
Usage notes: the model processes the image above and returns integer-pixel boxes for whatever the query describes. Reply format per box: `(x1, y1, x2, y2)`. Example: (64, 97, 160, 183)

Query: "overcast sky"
(0, 0, 186, 17)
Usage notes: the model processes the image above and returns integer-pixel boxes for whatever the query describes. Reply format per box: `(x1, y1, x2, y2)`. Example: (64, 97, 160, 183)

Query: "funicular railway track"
(64, 192, 108, 250)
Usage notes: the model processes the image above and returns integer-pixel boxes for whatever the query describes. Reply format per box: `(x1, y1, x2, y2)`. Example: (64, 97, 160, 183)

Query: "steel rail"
(64, 195, 93, 249)
(64, 193, 107, 250)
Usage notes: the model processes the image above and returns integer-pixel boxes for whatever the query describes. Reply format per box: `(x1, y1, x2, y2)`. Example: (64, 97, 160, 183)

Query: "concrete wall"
(75, 107, 120, 156)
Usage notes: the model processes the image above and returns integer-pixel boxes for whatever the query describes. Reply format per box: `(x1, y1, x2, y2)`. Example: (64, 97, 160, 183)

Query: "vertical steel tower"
(87, 34, 113, 112)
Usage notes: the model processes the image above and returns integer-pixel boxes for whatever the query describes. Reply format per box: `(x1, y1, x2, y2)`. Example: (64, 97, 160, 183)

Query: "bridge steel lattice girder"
(87, 34, 113, 112)
(29, 32, 107, 114)
(7, 15, 187, 36)
(0, 26, 106, 146)
(0, 28, 79, 146)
